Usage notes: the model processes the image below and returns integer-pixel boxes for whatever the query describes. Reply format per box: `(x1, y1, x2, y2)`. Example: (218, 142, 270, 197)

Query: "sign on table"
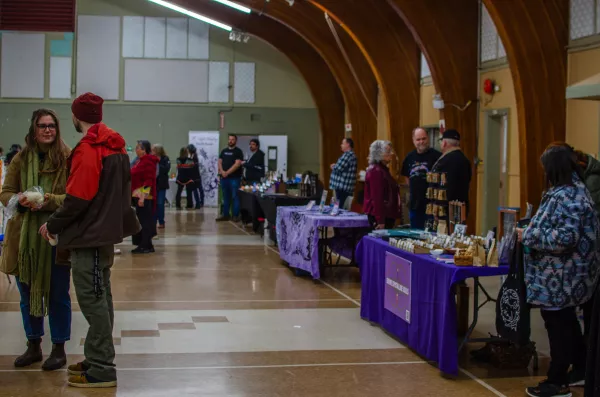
(384, 252, 412, 323)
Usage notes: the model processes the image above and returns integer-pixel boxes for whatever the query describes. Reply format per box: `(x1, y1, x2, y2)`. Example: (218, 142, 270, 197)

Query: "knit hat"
(72, 92, 104, 124)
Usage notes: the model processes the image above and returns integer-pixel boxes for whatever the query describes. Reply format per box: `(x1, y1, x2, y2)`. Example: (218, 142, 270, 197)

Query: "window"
(427, 127, 441, 152)
(421, 53, 431, 80)
(480, 4, 506, 64)
(570, 0, 600, 40)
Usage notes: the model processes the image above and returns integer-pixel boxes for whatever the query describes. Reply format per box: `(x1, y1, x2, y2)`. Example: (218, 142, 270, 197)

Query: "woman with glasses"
(0, 109, 71, 371)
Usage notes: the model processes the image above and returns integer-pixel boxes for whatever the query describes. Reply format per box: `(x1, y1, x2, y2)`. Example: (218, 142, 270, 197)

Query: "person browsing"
(329, 138, 358, 208)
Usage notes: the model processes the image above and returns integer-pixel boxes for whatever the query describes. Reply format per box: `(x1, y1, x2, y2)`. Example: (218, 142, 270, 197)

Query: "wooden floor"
(0, 209, 579, 396)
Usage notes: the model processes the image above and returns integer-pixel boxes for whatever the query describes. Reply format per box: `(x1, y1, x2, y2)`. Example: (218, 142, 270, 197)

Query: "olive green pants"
(71, 245, 116, 382)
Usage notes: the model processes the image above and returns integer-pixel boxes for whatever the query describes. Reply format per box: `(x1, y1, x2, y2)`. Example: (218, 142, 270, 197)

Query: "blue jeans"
(16, 263, 72, 343)
(155, 189, 167, 225)
(192, 187, 202, 208)
(409, 209, 426, 230)
(195, 177, 204, 208)
(221, 177, 241, 217)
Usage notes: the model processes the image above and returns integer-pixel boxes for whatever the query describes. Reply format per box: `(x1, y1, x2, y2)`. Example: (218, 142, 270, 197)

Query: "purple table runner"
(357, 236, 509, 375)
(276, 206, 370, 279)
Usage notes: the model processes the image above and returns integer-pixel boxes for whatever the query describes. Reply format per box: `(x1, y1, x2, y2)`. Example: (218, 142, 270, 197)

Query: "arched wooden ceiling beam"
(234, 0, 379, 173)
(174, 0, 345, 181)
(483, 0, 568, 210)
(308, 0, 420, 160)
(386, 0, 479, 230)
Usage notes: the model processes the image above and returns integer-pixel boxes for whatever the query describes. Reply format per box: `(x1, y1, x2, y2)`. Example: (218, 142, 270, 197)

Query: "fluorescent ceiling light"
(147, 0, 232, 31)
(212, 0, 251, 14)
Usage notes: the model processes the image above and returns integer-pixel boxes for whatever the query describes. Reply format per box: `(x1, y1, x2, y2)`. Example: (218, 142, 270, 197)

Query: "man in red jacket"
(40, 93, 139, 388)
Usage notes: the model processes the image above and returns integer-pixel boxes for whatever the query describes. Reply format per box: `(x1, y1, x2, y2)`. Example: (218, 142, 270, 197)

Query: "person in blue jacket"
(519, 145, 600, 397)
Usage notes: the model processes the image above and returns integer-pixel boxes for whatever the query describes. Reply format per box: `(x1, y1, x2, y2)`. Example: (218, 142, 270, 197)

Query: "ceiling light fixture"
(212, 0, 251, 14)
(229, 30, 250, 44)
(147, 0, 232, 31)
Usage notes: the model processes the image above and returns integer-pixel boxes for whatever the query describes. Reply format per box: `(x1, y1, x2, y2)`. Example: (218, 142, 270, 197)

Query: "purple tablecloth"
(277, 206, 370, 279)
(357, 236, 509, 375)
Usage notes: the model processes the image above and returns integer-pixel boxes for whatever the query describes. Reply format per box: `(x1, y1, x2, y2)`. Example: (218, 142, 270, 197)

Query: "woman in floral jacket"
(520, 145, 600, 397)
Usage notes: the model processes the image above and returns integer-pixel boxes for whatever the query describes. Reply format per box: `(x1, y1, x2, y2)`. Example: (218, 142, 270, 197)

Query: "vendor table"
(277, 206, 370, 279)
(239, 191, 264, 233)
(356, 236, 509, 376)
(259, 195, 313, 242)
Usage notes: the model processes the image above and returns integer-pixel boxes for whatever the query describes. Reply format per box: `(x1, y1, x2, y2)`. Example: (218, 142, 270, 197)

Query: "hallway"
(0, 209, 567, 396)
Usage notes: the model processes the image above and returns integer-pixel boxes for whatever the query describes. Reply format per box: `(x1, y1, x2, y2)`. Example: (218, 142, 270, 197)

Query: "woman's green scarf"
(18, 150, 56, 317)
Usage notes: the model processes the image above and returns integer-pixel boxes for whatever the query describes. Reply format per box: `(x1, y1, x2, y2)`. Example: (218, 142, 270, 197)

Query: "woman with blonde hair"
(0, 109, 71, 370)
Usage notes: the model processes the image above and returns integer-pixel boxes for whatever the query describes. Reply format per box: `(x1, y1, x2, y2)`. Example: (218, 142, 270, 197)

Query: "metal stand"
(318, 227, 360, 275)
(458, 277, 539, 370)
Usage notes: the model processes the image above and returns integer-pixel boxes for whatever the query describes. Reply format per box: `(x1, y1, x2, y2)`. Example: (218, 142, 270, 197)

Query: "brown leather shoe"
(14, 339, 43, 368)
(42, 343, 67, 371)
(42, 343, 66, 371)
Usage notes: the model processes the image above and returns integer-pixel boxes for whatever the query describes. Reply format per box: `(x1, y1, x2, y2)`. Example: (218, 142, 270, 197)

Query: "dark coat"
(243, 150, 265, 182)
(157, 156, 171, 191)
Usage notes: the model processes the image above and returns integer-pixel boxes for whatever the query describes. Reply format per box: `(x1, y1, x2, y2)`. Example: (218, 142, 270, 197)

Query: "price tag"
(331, 201, 340, 216)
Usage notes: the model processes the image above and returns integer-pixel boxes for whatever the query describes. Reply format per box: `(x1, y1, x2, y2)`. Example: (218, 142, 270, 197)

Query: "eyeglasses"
(36, 123, 57, 131)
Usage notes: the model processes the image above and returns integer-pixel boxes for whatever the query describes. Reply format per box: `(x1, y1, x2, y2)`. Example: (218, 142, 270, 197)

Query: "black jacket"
(157, 156, 171, 190)
(243, 150, 265, 182)
(190, 153, 201, 182)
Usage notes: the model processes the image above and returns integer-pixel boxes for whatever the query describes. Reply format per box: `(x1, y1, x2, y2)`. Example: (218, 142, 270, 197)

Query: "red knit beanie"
(72, 92, 104, 124)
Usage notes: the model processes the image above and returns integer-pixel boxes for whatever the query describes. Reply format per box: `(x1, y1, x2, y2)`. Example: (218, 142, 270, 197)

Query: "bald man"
(401, 127, 441, 229)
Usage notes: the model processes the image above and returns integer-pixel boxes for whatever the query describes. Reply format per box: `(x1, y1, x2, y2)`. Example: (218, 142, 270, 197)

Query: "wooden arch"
(308, 0, 420, 160)
(177, 0, 346, 181)
(234, 0, 379, 173)
(483, 0, 569, 209)
(386, 0, 479, 230)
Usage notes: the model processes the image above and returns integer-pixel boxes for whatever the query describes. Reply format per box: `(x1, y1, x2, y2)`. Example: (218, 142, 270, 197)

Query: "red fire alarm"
(483, 79, 495, 95)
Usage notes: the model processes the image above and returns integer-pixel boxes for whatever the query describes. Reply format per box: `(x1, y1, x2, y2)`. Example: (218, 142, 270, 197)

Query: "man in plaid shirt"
(329, 138, 358, 207)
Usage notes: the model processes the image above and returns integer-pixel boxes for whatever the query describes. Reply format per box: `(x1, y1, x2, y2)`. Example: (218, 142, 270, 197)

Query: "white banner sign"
(189, 131, 220, 207)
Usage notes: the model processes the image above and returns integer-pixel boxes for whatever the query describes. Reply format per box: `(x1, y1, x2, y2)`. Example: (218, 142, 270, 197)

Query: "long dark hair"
(21, 109, 69, 172)
(540, 145, 583, 188)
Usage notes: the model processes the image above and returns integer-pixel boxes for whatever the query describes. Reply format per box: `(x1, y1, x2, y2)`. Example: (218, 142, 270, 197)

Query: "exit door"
(481, 112, 509, 233)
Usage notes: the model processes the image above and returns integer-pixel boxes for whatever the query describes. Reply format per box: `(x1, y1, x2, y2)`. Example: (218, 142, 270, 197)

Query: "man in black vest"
(243, 139, 265, 184)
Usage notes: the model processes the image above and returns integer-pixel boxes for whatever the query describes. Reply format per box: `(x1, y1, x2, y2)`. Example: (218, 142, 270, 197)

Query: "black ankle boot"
(42, 343, 67, 371)
(14, 339, 43, 368)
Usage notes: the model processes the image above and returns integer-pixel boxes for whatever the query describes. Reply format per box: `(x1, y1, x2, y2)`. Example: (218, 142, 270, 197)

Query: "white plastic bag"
(4, 186, 45, 220)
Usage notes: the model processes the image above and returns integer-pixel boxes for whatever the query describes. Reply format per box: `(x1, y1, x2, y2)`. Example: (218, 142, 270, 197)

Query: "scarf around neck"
(18, 149, 65, 317)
